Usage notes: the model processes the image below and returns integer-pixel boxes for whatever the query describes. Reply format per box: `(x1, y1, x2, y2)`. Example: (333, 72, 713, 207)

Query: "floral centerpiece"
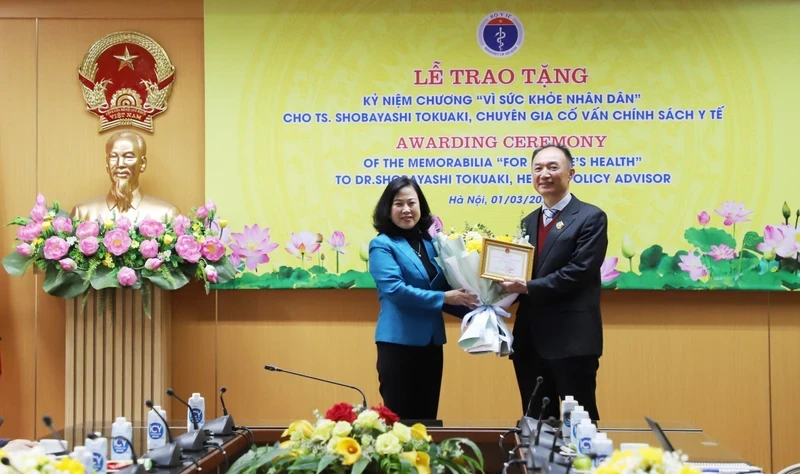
(228, 403, 484, 474)
(590, 446, 701, 474)
(0, 446, 85, 474)
(2, 194, 236, 315)
(430, 219, 532, 357)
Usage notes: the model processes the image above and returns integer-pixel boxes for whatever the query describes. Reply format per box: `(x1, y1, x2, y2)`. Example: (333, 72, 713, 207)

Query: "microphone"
(41, 415, 69, 455)
(1, 457, 23, 474)
(265, 364, 367, 410)
(204, 386, 235, 436)
(89, 434, 145, 474)
(533, 398, 550, 445)
(0, 417, 4, 429)
(166, 389, 208, 452)
(142, 400, 182, 468)
(519, 376, 544, 439)
(524, 377, 544, 417)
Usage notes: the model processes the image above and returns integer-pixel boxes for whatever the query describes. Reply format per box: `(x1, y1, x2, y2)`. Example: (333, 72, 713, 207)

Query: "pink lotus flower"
(205, 265, 218, 283)
(715, 201, 752, 226)
(138, 218, 166, 238)
(17, 222, 42, 242)
(59, 258, 77, 272)
(200, 236, 226, 262)
(75, 221, 100, 239)
(52, 216, 73, 234)
(757, 225, 798, 259)
(205, 200, 216, 213)
(697, 211, 710, 226)
(144, 258, 163, 271)
(175, 235, 202, 263)
(173, 215, 191, 236)
(196, 206, 208, 219)
(117, 267, 138, 286)
(30, 205, 47, 222)
(43, 236, 70, 260)
(709, 244, 736, 261)
(328, 231, 348, 254)
(427, 215, 444, 238)
(36, 193, 46, 207)
(78, 237, 99, 256)
(103, 229, 132, 256)
(228, 224, 280, 270)
(600, 257, 620, 282)
(140, 239, 159, 259)
(115, 216, 132, 232)
(16, 243, 32, 257)
(678, 253, 709, 281)
(286, 231, 321, 261)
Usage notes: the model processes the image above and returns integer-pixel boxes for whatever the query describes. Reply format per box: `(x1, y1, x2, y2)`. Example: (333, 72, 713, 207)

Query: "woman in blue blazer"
(368, 177, 478, 421)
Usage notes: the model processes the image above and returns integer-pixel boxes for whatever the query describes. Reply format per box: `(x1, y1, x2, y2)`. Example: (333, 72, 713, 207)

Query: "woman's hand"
(444, 289, 480, 308)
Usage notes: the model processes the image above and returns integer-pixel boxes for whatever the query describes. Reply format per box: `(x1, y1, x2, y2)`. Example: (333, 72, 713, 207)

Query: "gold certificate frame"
(479, 238, 535, 282)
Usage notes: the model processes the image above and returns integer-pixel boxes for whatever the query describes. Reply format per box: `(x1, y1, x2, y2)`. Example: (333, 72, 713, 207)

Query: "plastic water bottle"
(561, 396, 578, 444)
(188, 393, 205, 432)
(576, 418, 597, 455)
(85, 432, 108, 474)
(570, 406, 589, 445)
(147, 406, 168, 450)
(593, 433, 614, 467)
(110, 417, 133, 460)
(71, 446, 94, 474)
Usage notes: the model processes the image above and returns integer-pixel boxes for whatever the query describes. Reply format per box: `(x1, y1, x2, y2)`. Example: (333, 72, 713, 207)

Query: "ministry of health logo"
(478, 12, 524, 57)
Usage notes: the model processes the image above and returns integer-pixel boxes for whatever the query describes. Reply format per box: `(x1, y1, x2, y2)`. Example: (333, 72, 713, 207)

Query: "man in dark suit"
(500, 144, 608, 422)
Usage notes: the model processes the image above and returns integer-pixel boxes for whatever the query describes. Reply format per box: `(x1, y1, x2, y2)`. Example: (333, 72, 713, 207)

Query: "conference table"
(46, 419, 747, 474)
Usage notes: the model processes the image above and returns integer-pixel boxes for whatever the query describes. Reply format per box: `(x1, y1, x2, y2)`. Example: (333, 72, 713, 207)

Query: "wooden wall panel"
(768, 292, 800, 472)
(0, 0, 202, 19)
(0, 19, 38, 440)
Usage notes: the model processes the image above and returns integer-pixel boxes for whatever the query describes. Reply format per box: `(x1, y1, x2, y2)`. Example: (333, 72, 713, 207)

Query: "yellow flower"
(392, 422, 411, 443)
(465, 239, 482, 253)
(354, 410, 382, 430)
(281, 419, 313, 440)
(359, 243, 369, 262)
(332, 421, 352, 438)
(621, 235, 636, 259)
(130, 240, 140, 249)
(103, 254, 115, 268)
(639, 447, 663, 465)
(192, 222, 201, 232)
(495, 235, 513, 242)
(104, 219, 114, 229)
(447, 233, 461, 240)
(41, 221, 52, 232)
(279, 440, 294, 449)
(311, 419, 335, 441)
(334, 437, 362, 466)
(197, 236, 205, 244)
(32, 238, 43, 246)
(410, 423, 432, 442)
(219, 219, 228, 228)
(399, 451, 431, 474)
(163, 234, 174, 245)
(374, 432, 401, 455)
(53, 456, 85, 474)
(681, 465, 702, 474)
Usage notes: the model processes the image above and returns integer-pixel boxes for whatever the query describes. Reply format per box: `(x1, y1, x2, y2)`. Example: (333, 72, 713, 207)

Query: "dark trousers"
(512, 346, 600, 422)
(376, 341, 443, 421)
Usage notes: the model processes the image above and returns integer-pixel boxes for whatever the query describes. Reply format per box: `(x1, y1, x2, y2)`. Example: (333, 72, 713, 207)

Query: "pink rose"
(117, 267, 138, 287)
(200, 237, 226, 262)
(204, 265, 218, 283)
(17, 222, 42, 242)
(16, 243, 32, 257)
(30, 205, 47, 222)
(52, 216, 73, 234)
(43, 236, 69, 260)
(144, 258, 163, 271)
(138, 218, 166, 238)
(205, 200, 217, 212)
(175, 235, 202, 263)
(139, 239, 159, 259)
(173, 215, 191, 236)
(36, 193, 46, 207)
(115, 216, 132, 232)
(59, 258, 77, 272)
(103, 229, 132, 256)
(78, 237, 99, 256)
(76, 221, 100, 239)
(196, 206, 208, 219)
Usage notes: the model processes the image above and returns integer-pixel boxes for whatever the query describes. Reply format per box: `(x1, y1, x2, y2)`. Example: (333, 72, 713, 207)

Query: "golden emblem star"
(114, 47, 138, 71)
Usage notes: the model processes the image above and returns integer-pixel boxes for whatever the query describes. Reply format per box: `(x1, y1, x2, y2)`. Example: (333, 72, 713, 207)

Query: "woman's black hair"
(372, 177, 433, 237)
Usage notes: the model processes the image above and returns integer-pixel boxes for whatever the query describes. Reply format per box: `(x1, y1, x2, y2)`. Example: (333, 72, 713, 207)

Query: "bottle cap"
(595, 433, 608, 439)
(192, 393, 201, 398)
(115, 417, 127, 423)
(579, 418, 592, 425)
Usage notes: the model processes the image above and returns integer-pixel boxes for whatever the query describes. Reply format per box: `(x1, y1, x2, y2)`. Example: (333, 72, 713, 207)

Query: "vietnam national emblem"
(78, 31, 175, 132)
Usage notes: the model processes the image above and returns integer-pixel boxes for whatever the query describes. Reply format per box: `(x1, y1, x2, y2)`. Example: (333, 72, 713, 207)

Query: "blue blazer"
(369, 233, 465, 346)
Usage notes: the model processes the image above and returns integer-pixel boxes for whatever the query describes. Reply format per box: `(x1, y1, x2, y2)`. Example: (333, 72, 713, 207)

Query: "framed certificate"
(479, 238, 535, 282)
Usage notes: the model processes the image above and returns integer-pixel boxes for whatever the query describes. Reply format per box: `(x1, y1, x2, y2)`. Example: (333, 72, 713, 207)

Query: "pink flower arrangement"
(103, 229, 132, 256)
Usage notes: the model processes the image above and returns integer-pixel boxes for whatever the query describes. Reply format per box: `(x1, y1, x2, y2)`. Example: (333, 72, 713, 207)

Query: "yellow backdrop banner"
(205, 0, 800, 290)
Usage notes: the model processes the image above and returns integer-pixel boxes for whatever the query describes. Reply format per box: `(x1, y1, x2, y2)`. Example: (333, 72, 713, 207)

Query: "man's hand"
(500, 278, 528, 294)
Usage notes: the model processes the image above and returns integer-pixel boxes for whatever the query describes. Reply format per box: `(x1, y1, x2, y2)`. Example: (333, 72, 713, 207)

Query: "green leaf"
(42, 265, 91, 299)
(638, 245, 665, 272)
(278, 266, 294, 279)
(776, 270, 800, 290)
(2, 251, 35, 276)
(214, 258, 238, 283)
(615, 271, 664, 290)
(90, 266, 121, 290)
(742, 231, 763, 253)
(5, 217, 29, 226)
(737, 270, 783, 290)
(450, 438, 484, 469)
(287, 455, 320, 471)
(684, 228, 736, 252)
(657, 251, 688, 276)
(290, 268, 311, 283)
(308, 265, 328, 275)
(142, 266, 189, 290)
(316, 454, 338, 474)
(351, 456, 370, 474)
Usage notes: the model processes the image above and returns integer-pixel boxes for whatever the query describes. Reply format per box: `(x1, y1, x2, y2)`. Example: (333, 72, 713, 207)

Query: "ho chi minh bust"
(71, 130, 180, 224)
